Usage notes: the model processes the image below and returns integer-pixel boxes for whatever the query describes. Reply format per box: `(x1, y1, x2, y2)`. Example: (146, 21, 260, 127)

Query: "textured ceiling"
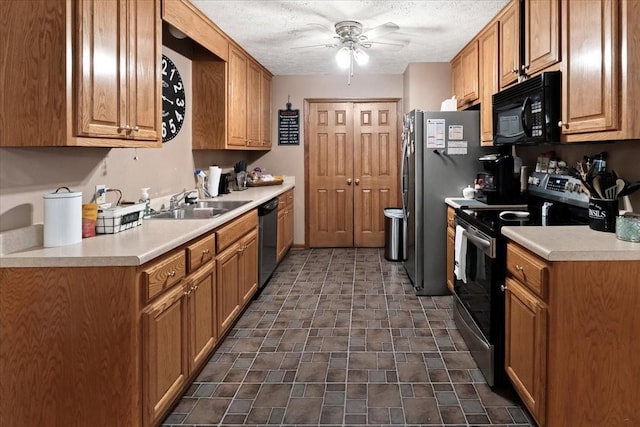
(190, 0, 510, 75)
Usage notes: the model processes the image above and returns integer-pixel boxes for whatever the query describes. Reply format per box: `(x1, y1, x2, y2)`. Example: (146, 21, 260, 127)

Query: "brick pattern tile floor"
(162, 248, 533, 426)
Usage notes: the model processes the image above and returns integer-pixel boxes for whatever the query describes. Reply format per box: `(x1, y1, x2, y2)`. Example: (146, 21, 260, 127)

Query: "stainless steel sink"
(149, 200, 251, 220)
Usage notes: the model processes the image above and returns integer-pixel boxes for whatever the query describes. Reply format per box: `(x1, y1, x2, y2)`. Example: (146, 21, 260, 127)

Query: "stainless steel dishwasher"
(258, 197, 279, 289)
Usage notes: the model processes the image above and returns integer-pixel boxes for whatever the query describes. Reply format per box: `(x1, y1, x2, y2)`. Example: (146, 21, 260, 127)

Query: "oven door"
(453, 217, 498, 385)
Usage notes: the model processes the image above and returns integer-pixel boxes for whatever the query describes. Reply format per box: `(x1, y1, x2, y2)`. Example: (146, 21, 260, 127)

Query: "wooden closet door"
(307, 102, 354, 247)
(353, 102, 398, 247)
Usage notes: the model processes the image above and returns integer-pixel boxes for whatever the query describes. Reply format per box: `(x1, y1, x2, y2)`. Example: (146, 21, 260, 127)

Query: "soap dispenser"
(139, 187, 151, 218)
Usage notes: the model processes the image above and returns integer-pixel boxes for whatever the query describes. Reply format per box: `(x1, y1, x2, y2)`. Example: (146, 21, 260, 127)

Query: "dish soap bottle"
(139, 187, 151, 218)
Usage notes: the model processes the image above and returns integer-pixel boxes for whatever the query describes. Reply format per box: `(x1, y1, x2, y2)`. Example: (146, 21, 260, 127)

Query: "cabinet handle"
(511, 68, 518, 74)
(347, 178, 352, 185)
(355, 179, 360, 185)
(132, 126, 139, 132)
(202, 249, 210, 255)
(168, 270, 176, 277)
(558, 121, 569, 129)
(515, 265, 524, 272)
(500, 284, 508, 292)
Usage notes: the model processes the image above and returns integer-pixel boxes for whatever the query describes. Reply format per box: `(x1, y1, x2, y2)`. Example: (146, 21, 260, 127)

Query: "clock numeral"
(161, 58, 167, 75)
(175, 111, 184, 123)
(162, 122, 167, 138)
(176, 98, 185, 108)
(173, 82, 183, 93)
(169, 119, 177, 134)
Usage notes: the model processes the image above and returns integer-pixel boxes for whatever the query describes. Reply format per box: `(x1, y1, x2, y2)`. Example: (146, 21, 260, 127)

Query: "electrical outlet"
(95, 185, 107, 204)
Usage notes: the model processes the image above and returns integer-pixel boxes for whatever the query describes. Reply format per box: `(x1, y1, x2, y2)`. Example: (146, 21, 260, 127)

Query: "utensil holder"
(588, 198, 618, 233)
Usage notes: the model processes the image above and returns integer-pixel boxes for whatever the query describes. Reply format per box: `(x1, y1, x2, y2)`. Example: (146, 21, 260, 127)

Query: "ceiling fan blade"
(366, 40, 408, 48)
(290, 42, 338, 50)
(361, 22, 400, 39)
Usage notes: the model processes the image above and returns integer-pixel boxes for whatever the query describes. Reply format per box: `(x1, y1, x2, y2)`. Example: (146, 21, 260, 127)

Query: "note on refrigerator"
(448, 140, 468, 155)
(425, 119, 446, 148)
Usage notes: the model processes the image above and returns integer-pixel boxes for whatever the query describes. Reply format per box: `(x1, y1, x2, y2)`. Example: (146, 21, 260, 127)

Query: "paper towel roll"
(208, 166, 221, 197)
(43, 188, 82, 247)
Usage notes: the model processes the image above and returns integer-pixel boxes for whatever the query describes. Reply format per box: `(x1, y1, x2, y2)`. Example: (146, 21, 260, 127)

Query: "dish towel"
(454, 225, 467, 283)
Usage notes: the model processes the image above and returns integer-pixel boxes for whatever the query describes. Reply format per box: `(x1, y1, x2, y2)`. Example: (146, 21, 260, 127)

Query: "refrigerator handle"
(400, 135, 409, 215)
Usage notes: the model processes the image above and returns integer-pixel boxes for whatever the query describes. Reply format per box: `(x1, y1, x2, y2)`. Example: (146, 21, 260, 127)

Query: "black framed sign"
(278, 102, 299, 145)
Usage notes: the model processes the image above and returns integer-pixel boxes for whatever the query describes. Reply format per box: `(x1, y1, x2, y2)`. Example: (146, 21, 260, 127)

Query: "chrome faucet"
(169, 189, 188, 210)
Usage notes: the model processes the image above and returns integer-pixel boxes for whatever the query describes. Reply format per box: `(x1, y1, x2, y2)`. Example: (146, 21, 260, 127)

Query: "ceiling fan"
(293, 20, 407, 84)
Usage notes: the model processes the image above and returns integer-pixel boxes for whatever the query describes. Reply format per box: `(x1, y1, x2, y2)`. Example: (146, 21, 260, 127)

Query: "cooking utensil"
(619, 181, 640, 197)
(592, 175, 604, 198)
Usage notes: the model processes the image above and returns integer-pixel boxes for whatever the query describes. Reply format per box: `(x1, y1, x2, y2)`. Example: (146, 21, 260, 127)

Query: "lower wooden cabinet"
(142, 282, 189, 426)
(445, 207, 455, 293)
(504, 242, 640, 426)
(215, 210, 259, 335)
(142, 259, 217, 427)
(504, 276, 547, 426)
(277, 189, 294, 262)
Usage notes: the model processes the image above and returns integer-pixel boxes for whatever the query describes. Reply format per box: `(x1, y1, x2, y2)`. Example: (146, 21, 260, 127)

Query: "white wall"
(403, 62, 452, 112)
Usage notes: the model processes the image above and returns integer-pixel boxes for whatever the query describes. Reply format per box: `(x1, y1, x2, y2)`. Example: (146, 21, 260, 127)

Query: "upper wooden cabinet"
(451, 40, 479, 109)
(498, 0, 521, 88)
(478, 22, 500, 145)
(499, 0, 560, 89)
(561, 0, 640, 142)
(228, 44, 273, 150)
(0, 0, 161, 147)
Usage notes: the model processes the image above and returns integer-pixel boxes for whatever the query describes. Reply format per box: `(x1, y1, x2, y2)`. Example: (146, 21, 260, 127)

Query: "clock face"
(161, 54, 186, 143)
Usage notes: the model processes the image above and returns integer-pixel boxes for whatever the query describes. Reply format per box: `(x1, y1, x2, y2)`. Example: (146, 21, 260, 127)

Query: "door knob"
(355, 179, 360, 185)
(347, 178, 352, 185)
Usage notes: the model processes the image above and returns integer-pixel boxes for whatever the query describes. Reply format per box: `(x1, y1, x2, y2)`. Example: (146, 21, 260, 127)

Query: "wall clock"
(162, 54, 186, 143)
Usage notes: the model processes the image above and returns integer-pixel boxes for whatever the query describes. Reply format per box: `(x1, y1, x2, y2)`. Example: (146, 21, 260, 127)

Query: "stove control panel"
(528, 172, 589, 208)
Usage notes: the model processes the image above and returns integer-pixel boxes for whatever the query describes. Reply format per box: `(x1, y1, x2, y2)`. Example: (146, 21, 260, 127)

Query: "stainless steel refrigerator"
(401, 110, 492, 295)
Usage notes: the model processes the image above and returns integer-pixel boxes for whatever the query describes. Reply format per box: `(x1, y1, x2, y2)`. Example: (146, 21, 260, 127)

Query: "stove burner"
(499, 211, 530, 220)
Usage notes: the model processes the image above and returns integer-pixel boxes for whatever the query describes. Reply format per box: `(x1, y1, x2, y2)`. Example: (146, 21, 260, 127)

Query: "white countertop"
(0, 178, 295, 268)
(502, 225, 640, 261)
(444, 197, 527, 210)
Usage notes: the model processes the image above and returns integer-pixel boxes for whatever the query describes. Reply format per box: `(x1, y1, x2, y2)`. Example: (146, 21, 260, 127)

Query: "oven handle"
(462, 229, 496, 258)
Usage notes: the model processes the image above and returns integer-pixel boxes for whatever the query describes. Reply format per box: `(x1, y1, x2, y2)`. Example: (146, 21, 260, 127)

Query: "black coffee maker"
(476, 153, 519, 204)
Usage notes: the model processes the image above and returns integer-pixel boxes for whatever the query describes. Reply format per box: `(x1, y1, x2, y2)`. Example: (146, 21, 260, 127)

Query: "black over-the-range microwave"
(492, 70, 561, 145)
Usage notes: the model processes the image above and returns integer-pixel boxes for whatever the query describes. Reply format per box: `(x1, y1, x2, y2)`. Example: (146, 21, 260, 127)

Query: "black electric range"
(451, 172, 589, 388)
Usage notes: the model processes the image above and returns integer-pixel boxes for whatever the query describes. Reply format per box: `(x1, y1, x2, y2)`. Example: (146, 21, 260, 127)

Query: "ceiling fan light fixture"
(353, 48, 369, 66)
(335, 47, 351, 69)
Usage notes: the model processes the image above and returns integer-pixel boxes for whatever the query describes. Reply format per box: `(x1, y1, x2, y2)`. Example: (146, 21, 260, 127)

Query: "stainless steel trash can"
(384, 208, 404, 261)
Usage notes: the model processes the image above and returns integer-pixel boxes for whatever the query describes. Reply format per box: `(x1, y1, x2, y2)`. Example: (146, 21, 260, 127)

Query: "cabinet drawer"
(216, 210, 257, 252)
(186, 233, 215, 273)
(142, 251, 186, 303)
(506, 243, 549, 299)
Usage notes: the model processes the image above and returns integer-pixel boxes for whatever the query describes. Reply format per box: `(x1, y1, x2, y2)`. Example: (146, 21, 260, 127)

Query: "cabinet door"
(504, 277, 547, 426)
(451, 55, 464, 109)
(216, 243, 242, 335)
(461, 40, 479, 104)
(187, 262, 217, 371)
(446, 227, 455, 293)
(76, 0, 125, 138)
(240, 229, 258, 306)
(524, 0, 560, 76)
(561, 0, 618, 134)
(246, 61, 262, 147)
(479, 22, 499, 145)
(126, 0, 160, 141)
(499, 0, 520, 89)
(142, 283, 189, 426)
(276, 207, 287, 263)
(285, 202, 294, 250)
(228, 46, 248, 147)
(260, 71, 272, 147)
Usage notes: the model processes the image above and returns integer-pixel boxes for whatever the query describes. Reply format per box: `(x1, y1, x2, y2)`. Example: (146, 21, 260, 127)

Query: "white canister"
(43, 187, 82, 247)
